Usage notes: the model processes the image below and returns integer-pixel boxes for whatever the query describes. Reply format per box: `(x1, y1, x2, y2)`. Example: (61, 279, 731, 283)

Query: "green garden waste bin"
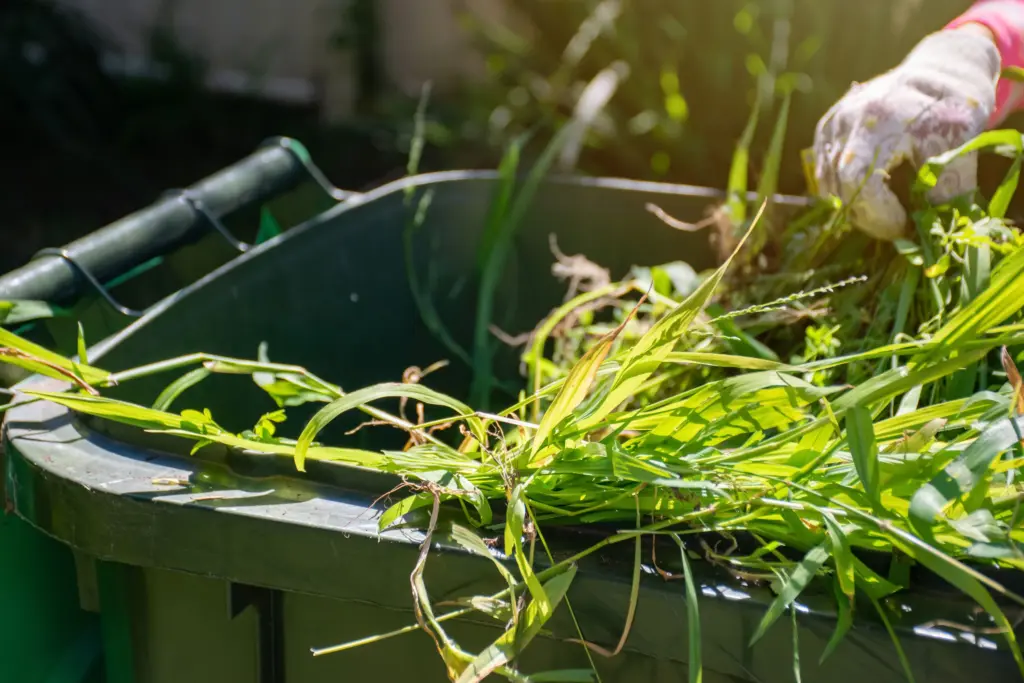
(0, 138, 336, 683)
(2, 143, 1019, 683)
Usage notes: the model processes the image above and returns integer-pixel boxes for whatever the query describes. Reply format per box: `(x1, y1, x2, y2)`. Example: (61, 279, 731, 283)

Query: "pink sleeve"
(946, 0, 1024, 126)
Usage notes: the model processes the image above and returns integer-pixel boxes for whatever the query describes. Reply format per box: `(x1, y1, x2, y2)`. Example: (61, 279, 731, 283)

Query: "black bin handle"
(0, 136, 349, 309)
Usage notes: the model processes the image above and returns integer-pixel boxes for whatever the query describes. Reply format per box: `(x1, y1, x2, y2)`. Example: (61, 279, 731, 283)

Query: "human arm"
(948, 1, 1024, 126)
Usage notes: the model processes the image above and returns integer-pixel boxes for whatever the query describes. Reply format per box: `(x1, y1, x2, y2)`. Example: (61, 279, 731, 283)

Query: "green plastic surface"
(0, 514, 102, 683)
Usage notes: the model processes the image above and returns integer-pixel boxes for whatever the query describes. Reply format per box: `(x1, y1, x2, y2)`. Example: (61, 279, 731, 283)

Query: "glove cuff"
(947, 0, 1024, 126)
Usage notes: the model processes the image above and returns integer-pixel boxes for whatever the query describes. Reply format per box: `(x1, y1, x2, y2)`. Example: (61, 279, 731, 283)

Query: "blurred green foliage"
(0, 0, 415, 275)
(458, 0, 973, 192)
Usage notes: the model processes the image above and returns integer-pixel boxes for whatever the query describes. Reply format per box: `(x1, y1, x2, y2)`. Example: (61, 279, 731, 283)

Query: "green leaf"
(749, 542, 829, 646)
(910, 416, 1023, 533)
(819, 578, 853, 664)
(968, 541, 1023, 559)
(476, 138, 521, 274)
(516, 565, 576, 648)
(253, 342, 333, 407)
(24, 391, 192, 431)
(707, 303, 781, 361)
(451, 524, 516, 584)
(846, 406, 881, 510)
(378, 492, 435, 532)
(504, 485, 549, 612)
(472, 122, 577, 408)
(455, 565, 577, 683)
(835, 350, 990, 411)
(916, 236, 1024, 363)
(821, 513, 855, 601)
(851, 557, 902, 601)
(924, 254, 950, 279)
(754, 89, 792, 206)
(608, 443, 677, 482)
(76, 322, 88, 367)
(401, 468, 492, 527)
(152, 367, 212, 411)
(23, 391, 385, 471)
(991, 155, 1021, 219)
(873, 398, 984, 441)
(666, 352, 788, 372)
(523, 283, 621, 414)
(917, 129, 1023, 192)
(0, 300, 65, 325)
(1003, 65, 1024, 83)
(791, 604, 803, 683)
(256, 206, 283, 244)
(894, 239, 924, 266)
(947, 509, 1006, 544)
(450, 596, 514, 624)
(726, 84, 762, 224)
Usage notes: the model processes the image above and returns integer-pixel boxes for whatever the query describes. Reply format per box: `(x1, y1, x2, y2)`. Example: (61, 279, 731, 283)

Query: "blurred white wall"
(56, 0, 503, 121)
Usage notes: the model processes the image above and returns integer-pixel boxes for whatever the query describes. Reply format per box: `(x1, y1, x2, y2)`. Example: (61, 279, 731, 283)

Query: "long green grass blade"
(749, 542, 830, 646)
(819, 578, 853, 664)
(846, 406, 882, 511)
(0, 326, 110, 386)
(505, 485, 550, 611)
(871, 597, 916, 683)
(471, 123, 577, 408)
(456, 564, 577, 683)
(671, 535, 702, 683)
(152, 367, 212, 411)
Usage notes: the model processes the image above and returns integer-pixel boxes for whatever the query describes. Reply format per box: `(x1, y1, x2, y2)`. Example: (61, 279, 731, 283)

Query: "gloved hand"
(812, 26, 1001, 240)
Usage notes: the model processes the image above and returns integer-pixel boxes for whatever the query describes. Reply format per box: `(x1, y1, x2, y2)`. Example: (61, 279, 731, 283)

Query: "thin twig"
(489, 325, 531, 347)
(917, 614, 1024, 636)
(475, 412, 539, 430)
(646, 202, 718, 232)
(0, 348, 99, 395)
(567, 495, 642, 657)
(550, 234, 611, 301)
(410, 491, 445, 655)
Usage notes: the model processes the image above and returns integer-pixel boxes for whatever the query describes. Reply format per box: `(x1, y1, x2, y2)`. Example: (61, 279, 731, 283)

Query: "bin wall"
(0, 514, 101, 683)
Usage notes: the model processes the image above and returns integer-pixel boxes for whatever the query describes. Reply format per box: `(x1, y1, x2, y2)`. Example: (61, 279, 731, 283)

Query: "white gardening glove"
(812, 27, 1001, 240)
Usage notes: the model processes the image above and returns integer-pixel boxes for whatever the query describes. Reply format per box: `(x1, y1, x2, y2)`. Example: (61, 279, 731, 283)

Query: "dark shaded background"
(2, 0, 1019, 276)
